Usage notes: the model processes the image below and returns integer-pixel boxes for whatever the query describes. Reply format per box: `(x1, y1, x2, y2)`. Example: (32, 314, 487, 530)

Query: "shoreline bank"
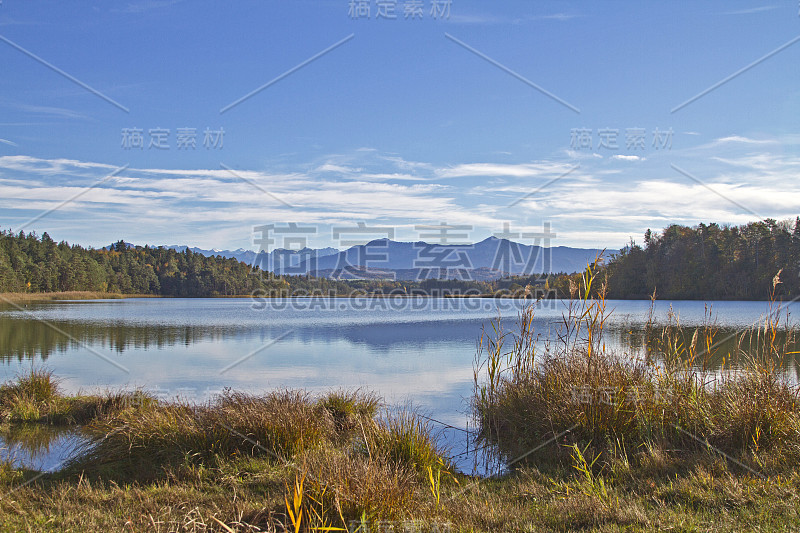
(0, 291, 161, 304)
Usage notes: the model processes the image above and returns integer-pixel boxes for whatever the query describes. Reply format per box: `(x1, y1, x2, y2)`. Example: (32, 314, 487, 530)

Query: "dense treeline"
(604, 218, 800, 300)
(0, 231, 274, 297)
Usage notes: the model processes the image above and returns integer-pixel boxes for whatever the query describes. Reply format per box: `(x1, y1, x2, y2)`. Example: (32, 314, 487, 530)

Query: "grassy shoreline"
(0, 291, 532, 303)
(1, 364, 798, 530)
(3, 290, 791, 304)
(0, 291, 160, 304)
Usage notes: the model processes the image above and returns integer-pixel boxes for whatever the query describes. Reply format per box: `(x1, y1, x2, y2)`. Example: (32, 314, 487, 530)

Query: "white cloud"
(314, 163, 360, 174)
(0, 155, 117, 173)
(0, 156, 495, 247)
(711, 135, 776, 146)
(436, 161, 575, 178)
(565, 150, 603, 160)
(379, 155, 433, 172)
(2, 145, 798, 250)
(359, 173, 428, 181)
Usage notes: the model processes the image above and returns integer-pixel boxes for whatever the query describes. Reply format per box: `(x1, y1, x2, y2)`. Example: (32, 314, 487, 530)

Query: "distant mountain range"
(165, 245, 339, 270)
(166, 238, 608, 281)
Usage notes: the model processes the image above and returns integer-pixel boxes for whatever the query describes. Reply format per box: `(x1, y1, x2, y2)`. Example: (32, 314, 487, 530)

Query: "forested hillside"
(0, 230, 274, 297)
(605, 218, 800, 300)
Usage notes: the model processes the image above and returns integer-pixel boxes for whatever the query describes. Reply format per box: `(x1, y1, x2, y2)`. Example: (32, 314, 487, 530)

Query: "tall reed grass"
(473, 259, 800, 473)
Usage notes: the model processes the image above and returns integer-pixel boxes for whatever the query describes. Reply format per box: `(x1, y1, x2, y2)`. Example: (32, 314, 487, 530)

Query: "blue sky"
(1, 0, 799, 250)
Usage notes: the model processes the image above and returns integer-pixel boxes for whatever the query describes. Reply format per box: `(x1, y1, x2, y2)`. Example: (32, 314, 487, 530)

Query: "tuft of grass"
(319, 389, 380, 438)
(0, 371, 156, 425)
(213, 389, 335, 458)
(0, 458, 23, 485)
(364, 409, 453, 477)
(0, 368, 61, 423)
(61, 390, 452, 525)
(0, 368, 60, 404)
(69, 402, 210, 479)
(707, 370, 800, 453)
(7, 396, 42, 422)
(66, 390, 158, 425)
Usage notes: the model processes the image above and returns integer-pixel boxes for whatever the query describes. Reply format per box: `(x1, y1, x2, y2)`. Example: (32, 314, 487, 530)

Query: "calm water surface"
(1, 297, 798, 471)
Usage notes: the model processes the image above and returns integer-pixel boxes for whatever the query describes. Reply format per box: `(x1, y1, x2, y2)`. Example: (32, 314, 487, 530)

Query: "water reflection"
(1, 298, 798, 473)
(0, 317, 245, 361)
(0, 424, 87, 472)
(607, 325, 800, 382)
(2, 300, 799, 404)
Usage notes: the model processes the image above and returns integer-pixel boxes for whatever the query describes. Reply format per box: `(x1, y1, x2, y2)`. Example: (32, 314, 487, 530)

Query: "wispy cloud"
(314, 163, 362, 174)
(712, 135, 777, 145)
(723, 6, 778, 15)
(525, 13, 580, 22)
(447, 13, 506, 25)
(449, 11, 579, 25)
(2, 102, 87, 120)
(117, 0, 185, 14)
(359, 173, 428, 182)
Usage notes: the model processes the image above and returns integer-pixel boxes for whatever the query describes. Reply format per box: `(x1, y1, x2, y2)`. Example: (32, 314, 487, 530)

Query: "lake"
(1, 297, 799, 472)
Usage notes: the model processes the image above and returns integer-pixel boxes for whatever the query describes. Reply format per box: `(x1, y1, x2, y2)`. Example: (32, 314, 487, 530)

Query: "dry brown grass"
(0, 291, 137, 304)
(302, 448, 419, 523)
(69, 390, 340, 481)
